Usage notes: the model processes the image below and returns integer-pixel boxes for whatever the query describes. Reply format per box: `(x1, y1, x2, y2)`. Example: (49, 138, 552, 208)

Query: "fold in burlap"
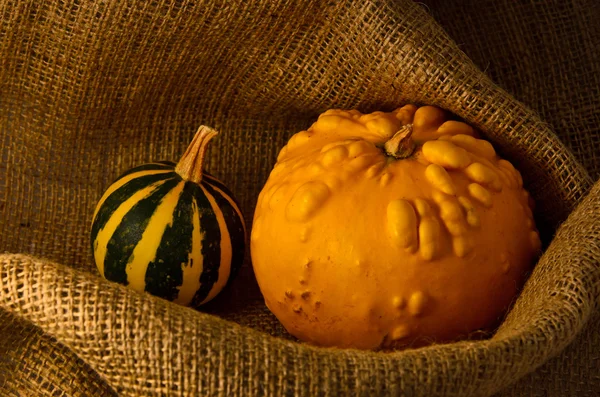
(1, 178, 598, 395)
(0, 308, 118, 396)
(424, 0, 600, 181)
(1, 0, 598, 395)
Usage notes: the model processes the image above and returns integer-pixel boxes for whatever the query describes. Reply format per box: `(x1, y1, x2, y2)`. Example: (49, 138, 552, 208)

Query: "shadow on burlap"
(0, 0, 598, 396)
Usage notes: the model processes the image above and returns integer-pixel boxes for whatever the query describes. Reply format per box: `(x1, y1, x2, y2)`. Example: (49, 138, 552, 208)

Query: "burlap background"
(0, 0, 598, 396)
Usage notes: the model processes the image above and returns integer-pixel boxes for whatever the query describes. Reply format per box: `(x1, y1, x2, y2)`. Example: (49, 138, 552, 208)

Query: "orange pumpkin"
(251, 105, 541, 350)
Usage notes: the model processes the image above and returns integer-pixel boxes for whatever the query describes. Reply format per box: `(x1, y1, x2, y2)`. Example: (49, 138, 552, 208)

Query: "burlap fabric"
(423, 0, 600, 182)
(0, 0, 598, 396)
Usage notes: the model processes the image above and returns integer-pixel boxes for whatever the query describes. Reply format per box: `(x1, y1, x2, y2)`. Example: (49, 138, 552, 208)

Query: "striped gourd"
(90, 126, 246, 307)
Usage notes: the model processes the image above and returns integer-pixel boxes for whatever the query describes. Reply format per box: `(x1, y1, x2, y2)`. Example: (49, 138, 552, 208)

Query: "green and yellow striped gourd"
(90, 126, 246, 307)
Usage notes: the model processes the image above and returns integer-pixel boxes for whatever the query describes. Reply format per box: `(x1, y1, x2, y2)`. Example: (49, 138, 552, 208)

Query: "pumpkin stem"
(175, 125, 218, 184)
(384, 124, 415, 159)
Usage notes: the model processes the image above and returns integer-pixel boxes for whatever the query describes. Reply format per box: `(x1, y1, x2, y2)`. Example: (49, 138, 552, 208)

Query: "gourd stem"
(175, 125, 218, 184)
(384, 124, 415, 159)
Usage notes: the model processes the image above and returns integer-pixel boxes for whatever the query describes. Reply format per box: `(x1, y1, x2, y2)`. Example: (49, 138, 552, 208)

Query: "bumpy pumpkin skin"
(251, 105, 541, 350)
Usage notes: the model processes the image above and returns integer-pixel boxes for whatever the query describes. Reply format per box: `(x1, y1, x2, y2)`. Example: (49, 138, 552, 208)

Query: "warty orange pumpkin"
(250, 105, 541, 350)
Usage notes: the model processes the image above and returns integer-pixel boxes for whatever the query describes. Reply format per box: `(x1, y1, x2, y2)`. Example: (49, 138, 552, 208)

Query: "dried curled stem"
(175, 125, 218, 184)
(384, 124, 415, 159)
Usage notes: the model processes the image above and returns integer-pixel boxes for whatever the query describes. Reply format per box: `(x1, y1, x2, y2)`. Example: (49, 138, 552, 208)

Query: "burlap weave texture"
(424, 0, 600, 181)
(0, 0, 598, 395)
